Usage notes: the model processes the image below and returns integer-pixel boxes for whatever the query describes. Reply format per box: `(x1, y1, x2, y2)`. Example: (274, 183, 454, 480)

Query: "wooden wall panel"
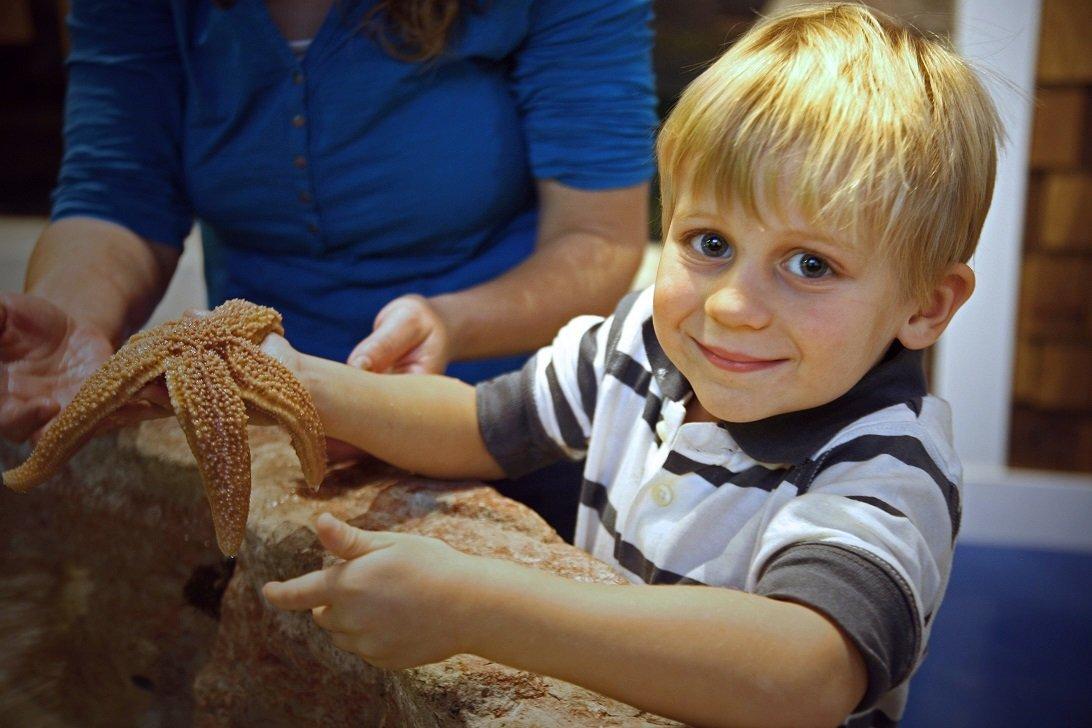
(0, 2, 34, 46)
(1030, 87, 1087, 170)
(1012, 342, 1092, 411)
(1017, 254, 1092, 340)
(1009, 0, 1092, 473)
(1036, 173, 1092, 250)
(1010, 405, 1092, 472)
(1037, 0, 1092, 84)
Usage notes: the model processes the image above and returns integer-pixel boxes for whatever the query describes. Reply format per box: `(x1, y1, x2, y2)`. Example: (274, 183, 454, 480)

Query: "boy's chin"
(692, 392, 783, 424)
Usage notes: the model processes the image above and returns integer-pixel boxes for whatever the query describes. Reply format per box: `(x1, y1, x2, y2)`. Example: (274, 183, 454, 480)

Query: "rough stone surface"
(1, 420, 681, 726)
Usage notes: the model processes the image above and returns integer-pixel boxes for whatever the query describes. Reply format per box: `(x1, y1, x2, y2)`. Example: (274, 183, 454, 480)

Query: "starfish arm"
(2, 337, 171, 492)
(206, 299, 284, 343)
(224, 339, 326, 490)
(164, 347, 252, 558)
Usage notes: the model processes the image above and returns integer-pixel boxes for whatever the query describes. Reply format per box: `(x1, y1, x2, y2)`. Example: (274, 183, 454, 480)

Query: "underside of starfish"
(2, 299, 327, 556)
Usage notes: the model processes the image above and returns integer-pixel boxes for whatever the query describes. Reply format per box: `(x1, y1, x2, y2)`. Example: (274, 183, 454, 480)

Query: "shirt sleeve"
(51, 0, 194, 248)
(510, 0, 657, 190)
(476, 311, 613, 478)
(750, 428, 960, 711)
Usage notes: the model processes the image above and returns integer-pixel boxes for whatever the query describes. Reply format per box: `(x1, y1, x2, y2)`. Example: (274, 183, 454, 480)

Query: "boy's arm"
(470, 558, 867, 728)
(265, 515, 866, 728)
(296, 352, 506, 481)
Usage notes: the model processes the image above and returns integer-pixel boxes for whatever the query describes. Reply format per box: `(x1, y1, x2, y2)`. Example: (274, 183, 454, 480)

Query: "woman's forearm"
(432, 181, 648, 361)
(298, 353, 505, 480)
(25, 217, 179, 346)
(466, 562, 866, 728)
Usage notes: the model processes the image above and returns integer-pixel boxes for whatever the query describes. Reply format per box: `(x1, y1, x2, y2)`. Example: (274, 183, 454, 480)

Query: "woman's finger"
(92, 400, 171, 436)
(1, 397, 59, 444)
(136, 381, 172, 409)
(347, 308, 424, 372)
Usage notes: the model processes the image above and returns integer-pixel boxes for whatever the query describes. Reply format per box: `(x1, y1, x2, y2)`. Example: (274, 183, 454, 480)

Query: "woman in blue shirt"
(1, 1, 654, 435)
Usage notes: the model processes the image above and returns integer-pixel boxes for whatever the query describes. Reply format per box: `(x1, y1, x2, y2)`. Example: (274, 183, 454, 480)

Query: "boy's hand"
(262, 513, 482, 669)
(255, 327, 367, 462)
(257, 329, 304, 381)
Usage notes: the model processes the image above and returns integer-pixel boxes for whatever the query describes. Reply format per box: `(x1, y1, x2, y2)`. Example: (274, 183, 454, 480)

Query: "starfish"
(2, 299, 326, 556)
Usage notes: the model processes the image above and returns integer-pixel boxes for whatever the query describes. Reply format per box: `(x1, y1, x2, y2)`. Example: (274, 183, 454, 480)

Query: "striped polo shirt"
(477, 287, 962, 727)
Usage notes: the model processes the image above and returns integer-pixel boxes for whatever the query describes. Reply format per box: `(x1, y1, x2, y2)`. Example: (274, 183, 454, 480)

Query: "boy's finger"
(262, 570, 331, 611)
(311, 604, 351, 634)
(328, 631, 359, 655)
(315, 513, 393, 560)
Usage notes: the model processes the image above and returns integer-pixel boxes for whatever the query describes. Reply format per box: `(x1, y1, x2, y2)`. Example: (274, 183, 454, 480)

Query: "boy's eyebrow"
(673, 210, 859, 255)
(671, 209, 720, 225)
(783, 229, 866, 261)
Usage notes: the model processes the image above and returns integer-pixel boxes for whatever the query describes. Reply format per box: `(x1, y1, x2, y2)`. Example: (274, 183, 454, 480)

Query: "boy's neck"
(684, 396, 719, 424)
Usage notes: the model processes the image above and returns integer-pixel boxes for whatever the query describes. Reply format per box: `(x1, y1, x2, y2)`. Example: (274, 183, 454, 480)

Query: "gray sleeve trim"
(475, 356, 570, 479)
(754, 542, 920, 712)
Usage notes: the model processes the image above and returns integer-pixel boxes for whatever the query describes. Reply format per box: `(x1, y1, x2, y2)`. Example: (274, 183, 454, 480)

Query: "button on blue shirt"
(53, 0, 656, 381)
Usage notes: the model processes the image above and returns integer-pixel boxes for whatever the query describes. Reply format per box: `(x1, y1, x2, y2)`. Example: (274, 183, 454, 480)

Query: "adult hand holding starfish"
(0, 292, 168, 443)
(3, 299, 327, 556)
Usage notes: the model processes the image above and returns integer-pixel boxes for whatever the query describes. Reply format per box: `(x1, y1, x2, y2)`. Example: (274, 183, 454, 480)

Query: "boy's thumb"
(315, 512, 389, 559)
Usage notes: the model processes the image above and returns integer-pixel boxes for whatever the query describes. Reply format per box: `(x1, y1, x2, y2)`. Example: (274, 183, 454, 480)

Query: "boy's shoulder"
(816, 394, 961, 478)
(799, 393, 965, 549)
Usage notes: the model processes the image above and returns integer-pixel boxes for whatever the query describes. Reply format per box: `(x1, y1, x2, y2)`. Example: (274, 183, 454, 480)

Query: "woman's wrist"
(426, 292, 468, 362)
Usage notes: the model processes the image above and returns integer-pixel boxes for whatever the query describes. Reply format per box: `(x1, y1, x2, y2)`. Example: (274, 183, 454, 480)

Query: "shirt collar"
(646, 325, 927, 465)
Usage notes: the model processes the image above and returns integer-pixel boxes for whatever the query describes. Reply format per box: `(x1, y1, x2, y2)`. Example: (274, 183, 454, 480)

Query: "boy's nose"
(704, 269, 773, 330)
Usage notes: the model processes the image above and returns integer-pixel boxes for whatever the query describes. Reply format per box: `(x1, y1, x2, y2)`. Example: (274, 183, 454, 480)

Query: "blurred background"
(1, 1, 1089, 725)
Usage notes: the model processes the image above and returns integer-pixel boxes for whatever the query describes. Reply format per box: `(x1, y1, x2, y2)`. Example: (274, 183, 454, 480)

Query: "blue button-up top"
(53, 0, 656, 381)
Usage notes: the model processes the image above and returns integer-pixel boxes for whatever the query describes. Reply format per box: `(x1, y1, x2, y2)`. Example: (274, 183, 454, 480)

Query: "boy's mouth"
(693, 340, 787, 373)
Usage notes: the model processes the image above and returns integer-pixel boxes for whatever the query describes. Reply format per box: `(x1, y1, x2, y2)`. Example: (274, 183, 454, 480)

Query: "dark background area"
(0, 0, 67, 215)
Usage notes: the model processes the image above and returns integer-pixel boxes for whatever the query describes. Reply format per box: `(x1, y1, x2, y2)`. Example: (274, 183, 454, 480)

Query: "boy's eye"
(786, 252, 832, 279)
(688, 232, 733, 260)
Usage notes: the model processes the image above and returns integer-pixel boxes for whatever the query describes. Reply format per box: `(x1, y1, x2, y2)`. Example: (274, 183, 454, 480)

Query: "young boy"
(263, 4, 1001, 726)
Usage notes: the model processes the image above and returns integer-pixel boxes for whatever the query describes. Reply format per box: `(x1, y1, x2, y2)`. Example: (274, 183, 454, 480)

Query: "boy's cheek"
(653, 267, 701, 329)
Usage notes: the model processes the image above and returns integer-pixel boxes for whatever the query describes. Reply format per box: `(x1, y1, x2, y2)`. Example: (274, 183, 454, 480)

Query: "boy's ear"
(897, 263, 975, 350)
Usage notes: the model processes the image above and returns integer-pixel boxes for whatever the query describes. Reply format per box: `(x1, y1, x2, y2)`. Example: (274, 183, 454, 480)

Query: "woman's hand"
(262, 513, 483, 669)
(346, 294, 452, 375)
(0, 292, 162, 442)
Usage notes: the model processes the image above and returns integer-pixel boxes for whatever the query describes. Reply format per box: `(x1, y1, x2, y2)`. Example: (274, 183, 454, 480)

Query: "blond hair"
(657, 2, 1003, 304)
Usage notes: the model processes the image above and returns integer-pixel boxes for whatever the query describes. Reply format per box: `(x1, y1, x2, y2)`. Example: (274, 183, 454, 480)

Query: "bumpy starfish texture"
(2, 299, 326, 556)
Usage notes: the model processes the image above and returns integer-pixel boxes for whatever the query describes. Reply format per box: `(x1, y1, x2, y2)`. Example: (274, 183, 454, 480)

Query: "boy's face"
(653, 182, 920, 423)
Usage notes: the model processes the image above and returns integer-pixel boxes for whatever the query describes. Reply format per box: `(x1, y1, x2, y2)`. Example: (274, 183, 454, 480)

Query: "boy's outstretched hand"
(262, 513, 484, 669)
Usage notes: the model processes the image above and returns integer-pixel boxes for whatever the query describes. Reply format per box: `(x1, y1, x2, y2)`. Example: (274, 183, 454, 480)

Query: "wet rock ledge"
(0, 419, 679, 727)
